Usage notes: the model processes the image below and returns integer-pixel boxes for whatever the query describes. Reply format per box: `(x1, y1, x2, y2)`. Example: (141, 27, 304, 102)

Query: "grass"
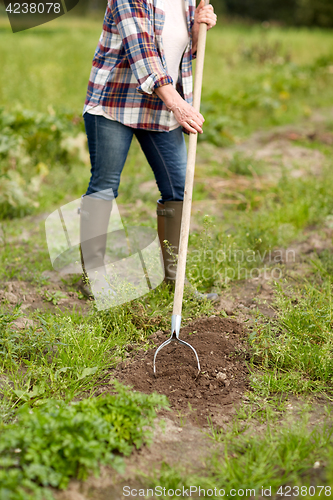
(201, 24, 333, 143)
(1, 12, 333, 498)
(1, 13, 333, 219)
(146, 412, 333, 499)
(207, 416, 332, 492)
(187, 161, 333, 291)
(249, 278, 333, 395)
(0, 14, 332, 126)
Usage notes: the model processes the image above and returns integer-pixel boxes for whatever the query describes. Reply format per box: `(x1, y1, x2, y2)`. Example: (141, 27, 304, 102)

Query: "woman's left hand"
(192, 0, 217, 54)
(194, 0, 217, 31)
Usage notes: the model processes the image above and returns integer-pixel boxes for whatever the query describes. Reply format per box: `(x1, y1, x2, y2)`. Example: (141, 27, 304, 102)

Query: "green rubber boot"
(78, 194, 113, 300)
(156, 200, 219, 302)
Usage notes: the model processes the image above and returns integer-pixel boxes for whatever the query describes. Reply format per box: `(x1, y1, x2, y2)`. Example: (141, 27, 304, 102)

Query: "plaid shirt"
(83, 0, 195, 131)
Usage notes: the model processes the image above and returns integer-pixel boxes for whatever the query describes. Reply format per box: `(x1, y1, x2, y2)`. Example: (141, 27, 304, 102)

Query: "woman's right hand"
(168, 98, 205, 134)
(155, 84, 204, 134)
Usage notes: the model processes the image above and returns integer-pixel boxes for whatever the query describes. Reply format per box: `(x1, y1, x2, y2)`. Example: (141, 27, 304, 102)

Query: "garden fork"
(153, 1, 210, 375)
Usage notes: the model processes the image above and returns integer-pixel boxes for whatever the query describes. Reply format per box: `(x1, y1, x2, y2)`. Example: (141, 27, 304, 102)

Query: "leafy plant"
(43, 290, 68, 305)
(0, 382, 168, 499)
(0, 106, 81, 219)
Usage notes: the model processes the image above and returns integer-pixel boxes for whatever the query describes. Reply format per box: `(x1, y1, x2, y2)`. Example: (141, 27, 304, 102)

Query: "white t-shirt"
(85, 0, 189, 131)
(162, 0, 189, 129)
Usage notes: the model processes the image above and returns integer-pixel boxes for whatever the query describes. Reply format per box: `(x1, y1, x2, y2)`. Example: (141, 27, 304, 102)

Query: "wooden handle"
(172, 2, 209, 316)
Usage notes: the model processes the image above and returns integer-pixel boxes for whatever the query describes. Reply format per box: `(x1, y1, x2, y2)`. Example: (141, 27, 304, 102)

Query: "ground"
(2, 109, 333, 499)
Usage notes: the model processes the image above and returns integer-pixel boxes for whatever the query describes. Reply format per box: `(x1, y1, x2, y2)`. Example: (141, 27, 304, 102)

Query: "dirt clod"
(10, 317, 34, 330)
(2, 292, 18, 304)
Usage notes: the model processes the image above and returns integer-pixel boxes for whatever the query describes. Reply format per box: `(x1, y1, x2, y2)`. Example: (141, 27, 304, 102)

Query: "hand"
(194, 0, 217, 31)
(155, 84, 204, 134)
(192, 0, 217, 54)
(167, 97, 205, 134)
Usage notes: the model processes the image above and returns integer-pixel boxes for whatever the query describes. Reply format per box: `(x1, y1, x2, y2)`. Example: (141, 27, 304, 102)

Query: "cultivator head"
(153, 314, 201, 375)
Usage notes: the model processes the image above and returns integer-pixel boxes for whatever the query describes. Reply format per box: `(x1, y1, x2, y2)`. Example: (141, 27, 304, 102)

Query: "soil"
(0, 271, 91, 329)
(110, 316, 250, 426)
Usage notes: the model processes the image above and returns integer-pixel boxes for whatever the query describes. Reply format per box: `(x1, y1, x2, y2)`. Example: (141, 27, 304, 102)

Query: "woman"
(79, 0, 217, 300)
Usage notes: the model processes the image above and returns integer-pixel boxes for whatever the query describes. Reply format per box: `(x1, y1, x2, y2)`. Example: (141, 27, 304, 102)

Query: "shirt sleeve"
(109, 0, 173, 95)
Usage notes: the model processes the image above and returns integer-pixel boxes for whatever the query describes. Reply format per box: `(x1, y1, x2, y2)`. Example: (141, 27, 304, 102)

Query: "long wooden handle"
(172, 2, 209, 316)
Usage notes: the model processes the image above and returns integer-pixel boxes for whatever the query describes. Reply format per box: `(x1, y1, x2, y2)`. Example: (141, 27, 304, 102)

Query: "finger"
(185, 107, 204, 125)
(200, 6, 215, 17)
(198, 14, 217, 25)
(182, 122, 198, 134)
(183, 119, 203, 134)
(193, 120, 203, 133)
(195, 0, 205, 13)
(198, 11, 216, 19)
(201, 20, 216, 29)
(199, 7, 216, 16)
(192, 110, 204, 124)
(196, 114, 205, 126)
(191, 111, 204, 125)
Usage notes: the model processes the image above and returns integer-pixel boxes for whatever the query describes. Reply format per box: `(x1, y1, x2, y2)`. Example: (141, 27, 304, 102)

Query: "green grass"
(186, 161, 333, 291)
(249, 277, 333, 396)
(0, 275, 214, 414)
(0, 15, 98, 115)
(146, 412, 333, 499)
(0, 16, 332, 123)
(201, 24, 333, 143)
(1, 15, 333, 218)
(205, 417, 333, 495)
(0, 16, 333, 153)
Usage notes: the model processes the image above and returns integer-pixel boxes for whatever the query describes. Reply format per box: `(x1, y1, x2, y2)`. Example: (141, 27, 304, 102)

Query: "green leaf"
(77, 366, 98, 380)
(12, 390, 31, 401)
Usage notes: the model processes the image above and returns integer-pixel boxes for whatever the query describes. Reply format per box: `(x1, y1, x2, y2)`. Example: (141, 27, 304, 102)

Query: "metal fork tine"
(153, 337, 173, 373)
(153, 314, 200, 374)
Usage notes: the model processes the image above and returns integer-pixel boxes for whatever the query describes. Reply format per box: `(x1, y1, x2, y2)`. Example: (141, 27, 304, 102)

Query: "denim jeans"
(83, 113, 187, 202)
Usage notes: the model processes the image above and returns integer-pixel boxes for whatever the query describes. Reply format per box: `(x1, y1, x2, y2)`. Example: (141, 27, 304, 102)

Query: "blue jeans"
(83, 113, 187, 202)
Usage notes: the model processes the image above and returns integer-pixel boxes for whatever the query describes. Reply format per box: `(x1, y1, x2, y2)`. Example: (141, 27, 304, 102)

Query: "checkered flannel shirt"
(83, 0, 196, 131)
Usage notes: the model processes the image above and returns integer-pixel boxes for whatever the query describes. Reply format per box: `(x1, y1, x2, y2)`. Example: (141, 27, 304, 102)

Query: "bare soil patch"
(0, 273, 90, 315)
(110, 316, 250, 426)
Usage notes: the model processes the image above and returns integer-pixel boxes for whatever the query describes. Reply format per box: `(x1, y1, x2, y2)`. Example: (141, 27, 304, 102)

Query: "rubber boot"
(157, 201, 182, 283)
(78, 194, 113, 300)
(156, 201, 219, 301)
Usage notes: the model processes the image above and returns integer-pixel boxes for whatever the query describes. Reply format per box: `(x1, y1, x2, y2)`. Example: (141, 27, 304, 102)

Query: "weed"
(43, 290, 67, 305)
(227, 153, 265, 177)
